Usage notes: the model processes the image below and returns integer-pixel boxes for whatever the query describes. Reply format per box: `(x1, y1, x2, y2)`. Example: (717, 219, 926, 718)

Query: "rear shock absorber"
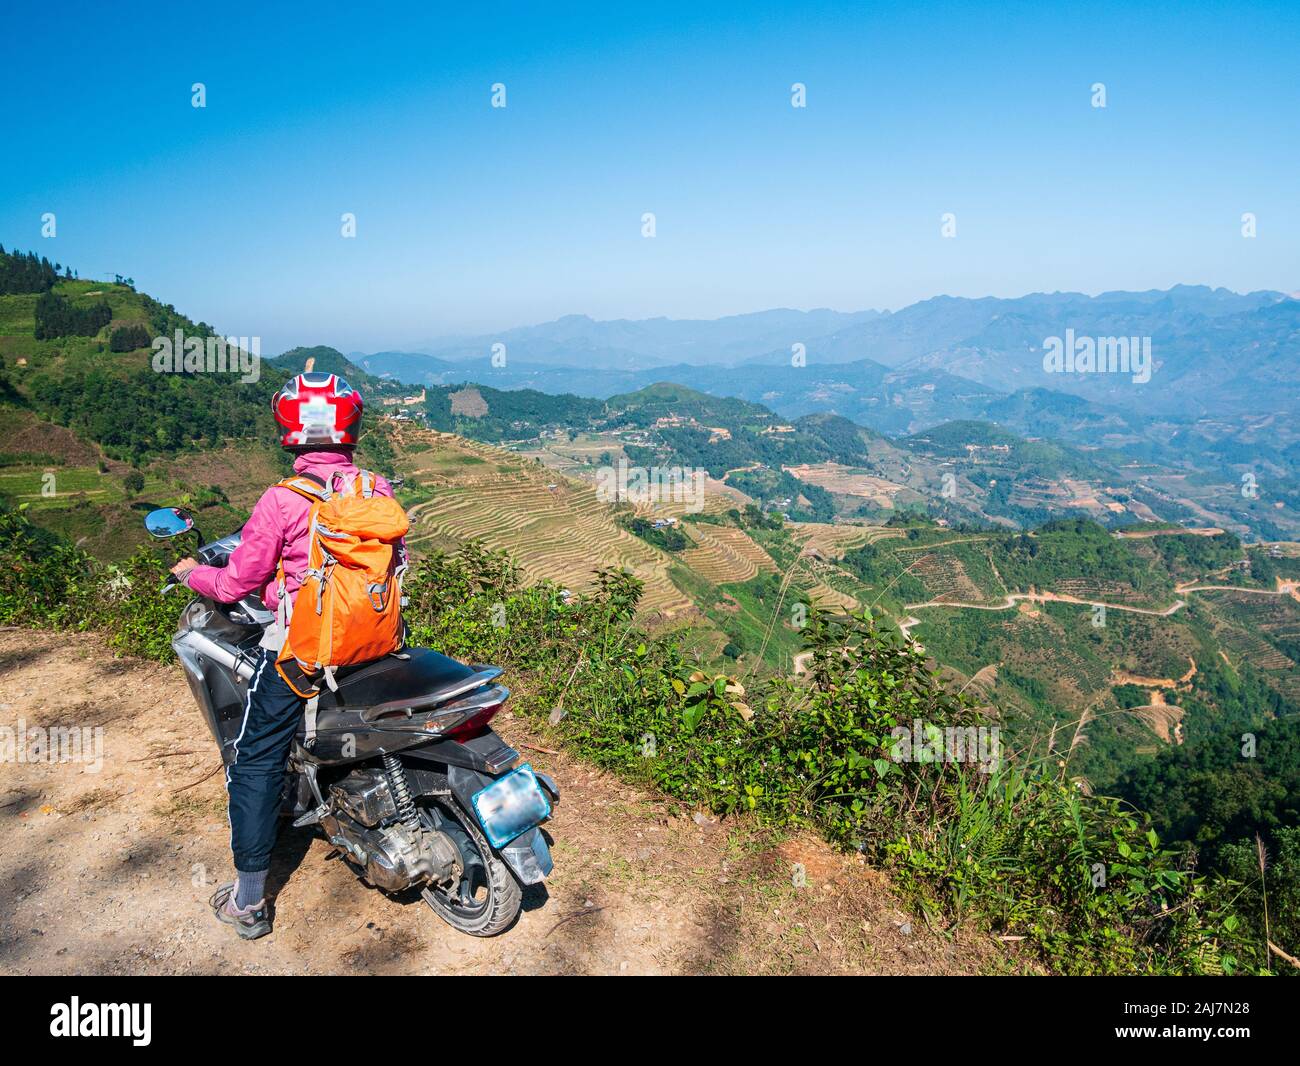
(381, 753, 420, 833)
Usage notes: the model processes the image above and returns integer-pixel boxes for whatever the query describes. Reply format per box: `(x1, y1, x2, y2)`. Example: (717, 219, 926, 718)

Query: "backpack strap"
(323, 468, 376, 499)
(273, 473, 328, 628)
(277, 472, 330, 502)
(275, 558, 289, 628)
(280, 469, 377, 500)
(303, 692, 319, 746)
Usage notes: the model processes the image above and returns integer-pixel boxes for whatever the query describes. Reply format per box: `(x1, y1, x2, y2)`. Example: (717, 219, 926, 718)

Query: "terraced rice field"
(784, 463, 906, 505)
(1003, 617, 1112, 705)
(0, 463, 173, 513)
(1215, 625, 1291, 670)
(909, 552, 988, 603)
(794, 553, 871, 610)
(1202, 590, 1299, 678)
(1054, 578, 1155, 607)
(681, 524, 778, 584)
(522, 439, 748, 515)
(396, 430, 693, 620)
(622, 476, 746, 517)
(792, 573, 860, 612)
(787, 521, 903, 558)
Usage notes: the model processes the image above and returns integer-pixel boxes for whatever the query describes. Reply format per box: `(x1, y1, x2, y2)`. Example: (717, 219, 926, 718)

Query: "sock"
(234, 869, 268, 909)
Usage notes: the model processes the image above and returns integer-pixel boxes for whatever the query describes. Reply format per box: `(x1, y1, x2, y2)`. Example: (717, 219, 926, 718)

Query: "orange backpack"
(273, 469, 410, 697)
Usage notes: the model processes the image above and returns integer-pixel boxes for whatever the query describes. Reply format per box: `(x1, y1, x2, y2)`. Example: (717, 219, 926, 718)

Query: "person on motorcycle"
(170, 372, 399, 940)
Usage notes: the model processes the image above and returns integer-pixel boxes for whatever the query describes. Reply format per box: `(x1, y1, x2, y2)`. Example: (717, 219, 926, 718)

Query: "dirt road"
(904, 589, 1186, 617)
(0, 629, 1005, 976)
(903, 574, 1300, 625)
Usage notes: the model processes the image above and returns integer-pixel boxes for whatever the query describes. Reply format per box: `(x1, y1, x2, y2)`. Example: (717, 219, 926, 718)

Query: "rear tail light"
(445, 701, 503, 741)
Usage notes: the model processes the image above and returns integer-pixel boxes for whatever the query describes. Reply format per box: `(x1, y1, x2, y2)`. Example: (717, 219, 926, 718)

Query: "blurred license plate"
(471, 764, 552, 849)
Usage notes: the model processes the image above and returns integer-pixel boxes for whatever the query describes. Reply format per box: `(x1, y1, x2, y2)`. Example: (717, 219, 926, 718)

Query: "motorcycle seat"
(315, 647, 479, 711)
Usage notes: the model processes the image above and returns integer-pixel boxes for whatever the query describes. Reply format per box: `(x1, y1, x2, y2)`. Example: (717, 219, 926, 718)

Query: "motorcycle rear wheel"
(419, 800, 522, 937)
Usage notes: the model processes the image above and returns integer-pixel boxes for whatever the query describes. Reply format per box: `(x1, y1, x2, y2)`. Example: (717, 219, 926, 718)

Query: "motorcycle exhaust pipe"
(174, 630, 258, 682)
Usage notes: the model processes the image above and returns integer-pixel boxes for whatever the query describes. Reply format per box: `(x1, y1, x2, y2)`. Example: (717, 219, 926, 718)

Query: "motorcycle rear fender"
(446, 764, 554, 885)
(404, 729, 521, 775)
(500, 828, 552, 886)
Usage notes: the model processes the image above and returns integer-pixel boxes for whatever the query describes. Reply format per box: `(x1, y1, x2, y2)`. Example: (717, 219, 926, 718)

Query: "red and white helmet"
(272, 372, 363, 448)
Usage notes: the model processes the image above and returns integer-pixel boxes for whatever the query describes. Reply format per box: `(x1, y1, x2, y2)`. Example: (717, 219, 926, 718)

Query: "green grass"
(0, 465, 168, 509)
(0, 293, 40, 335)
(707, 574, 808, 674)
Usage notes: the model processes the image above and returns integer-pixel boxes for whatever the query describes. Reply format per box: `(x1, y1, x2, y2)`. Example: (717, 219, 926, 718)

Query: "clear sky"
(2, 1, 1296, 352)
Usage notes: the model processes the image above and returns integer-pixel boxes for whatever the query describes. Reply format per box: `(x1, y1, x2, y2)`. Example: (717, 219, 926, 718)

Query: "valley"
(4, 263, 1296, 796)
(356, 286, 1300, 543)
(2, 251, 1297, 972)
(363, 409, 1300, 798)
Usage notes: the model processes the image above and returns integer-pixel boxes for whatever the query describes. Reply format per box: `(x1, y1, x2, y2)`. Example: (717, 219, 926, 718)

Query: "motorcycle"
(144, 506, 556, 936)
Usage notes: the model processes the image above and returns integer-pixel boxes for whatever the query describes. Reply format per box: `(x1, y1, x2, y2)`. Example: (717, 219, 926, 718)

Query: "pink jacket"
(186, 450, 399, 610)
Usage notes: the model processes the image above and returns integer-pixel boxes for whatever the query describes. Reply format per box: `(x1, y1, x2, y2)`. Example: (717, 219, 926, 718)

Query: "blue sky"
(2, 1, 1297, 352)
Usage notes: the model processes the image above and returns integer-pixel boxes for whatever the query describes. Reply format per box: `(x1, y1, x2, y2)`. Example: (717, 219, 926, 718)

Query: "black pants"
(226, 648, 304, 873)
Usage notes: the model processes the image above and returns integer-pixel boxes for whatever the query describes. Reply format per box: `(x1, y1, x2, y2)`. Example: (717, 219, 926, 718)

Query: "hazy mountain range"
(390, 308, 882, 372)
(351, 286, 1298, 448)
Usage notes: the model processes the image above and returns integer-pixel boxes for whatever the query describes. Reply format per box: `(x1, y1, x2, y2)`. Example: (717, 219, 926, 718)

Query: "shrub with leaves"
(0, 504, 181, 658)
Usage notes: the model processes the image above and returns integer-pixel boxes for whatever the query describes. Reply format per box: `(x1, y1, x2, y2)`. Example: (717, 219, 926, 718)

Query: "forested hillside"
(0, 247, 409, 557)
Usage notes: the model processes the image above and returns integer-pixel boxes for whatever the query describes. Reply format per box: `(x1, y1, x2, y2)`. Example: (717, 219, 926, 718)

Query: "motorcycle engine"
(322, 770, 461, 893)
(329, 769, 396, 828)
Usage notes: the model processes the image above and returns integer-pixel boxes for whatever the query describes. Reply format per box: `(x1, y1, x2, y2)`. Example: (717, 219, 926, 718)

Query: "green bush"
(400, 543, 1253, 974)
(0, 508, 1262, 975)
(0, 504, 180, 658)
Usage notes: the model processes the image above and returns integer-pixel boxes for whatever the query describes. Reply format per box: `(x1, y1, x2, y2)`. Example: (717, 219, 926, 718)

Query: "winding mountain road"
(903, 576, 1300, 621)
(904, 589, 1186, 617)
